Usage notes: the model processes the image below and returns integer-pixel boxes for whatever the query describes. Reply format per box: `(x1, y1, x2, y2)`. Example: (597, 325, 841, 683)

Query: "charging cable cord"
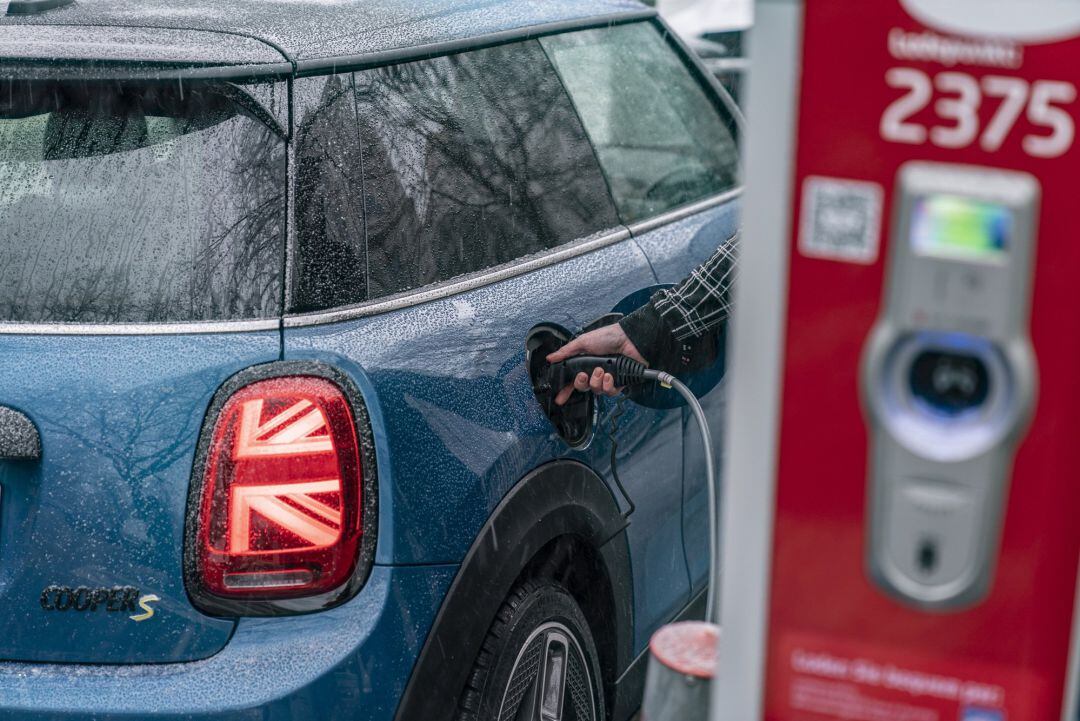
(545, 356, 720, 622)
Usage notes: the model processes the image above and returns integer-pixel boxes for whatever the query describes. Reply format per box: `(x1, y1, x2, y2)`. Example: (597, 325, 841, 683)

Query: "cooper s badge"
(39, 585, 160, 622)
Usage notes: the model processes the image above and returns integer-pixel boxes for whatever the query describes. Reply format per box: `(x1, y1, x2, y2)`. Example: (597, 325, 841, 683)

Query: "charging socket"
(525, 323, 597, 448)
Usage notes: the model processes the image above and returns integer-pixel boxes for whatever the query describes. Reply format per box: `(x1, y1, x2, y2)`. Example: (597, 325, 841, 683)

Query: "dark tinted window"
(292, 75, 366, 313)
(353, 39, 619, 301)
(542, 22, 740, 223)
(0, 79, 285, 323)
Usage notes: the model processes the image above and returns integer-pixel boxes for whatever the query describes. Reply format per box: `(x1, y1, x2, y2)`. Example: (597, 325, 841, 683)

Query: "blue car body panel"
(284, 233, 692, 651)
(0, 332, 280, 664)
(631, 197, 741, 591)
(0, 564, 456, 719)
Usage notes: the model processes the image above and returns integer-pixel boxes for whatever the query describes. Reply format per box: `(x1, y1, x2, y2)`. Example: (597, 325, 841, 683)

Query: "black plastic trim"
(394, 460, 633, 721)
(6, 0, 74, 15)
(217, 81, 287, 140)
(0, 60, 295, 83)
(182, 361, 378, 617)
(293, 9, 658, 77)
(0, 406, 41, 460)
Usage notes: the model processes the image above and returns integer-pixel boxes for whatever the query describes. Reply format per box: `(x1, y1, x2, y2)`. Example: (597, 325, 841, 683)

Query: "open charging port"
(525, 322, 597, 449)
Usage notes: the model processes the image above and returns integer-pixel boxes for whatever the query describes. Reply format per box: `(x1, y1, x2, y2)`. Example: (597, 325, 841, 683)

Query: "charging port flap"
(526, 323, 596, 448)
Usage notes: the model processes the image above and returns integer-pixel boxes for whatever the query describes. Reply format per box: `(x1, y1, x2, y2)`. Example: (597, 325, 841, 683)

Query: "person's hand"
(546, 324, 647, 405)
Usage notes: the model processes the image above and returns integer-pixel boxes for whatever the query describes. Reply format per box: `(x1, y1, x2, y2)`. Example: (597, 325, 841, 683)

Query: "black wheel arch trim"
(182, 360, 379, 617)
(394, 459, 634, 721)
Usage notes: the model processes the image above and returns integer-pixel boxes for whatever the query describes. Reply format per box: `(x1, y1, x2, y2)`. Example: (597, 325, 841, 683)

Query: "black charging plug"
(544, 355, 649, 393)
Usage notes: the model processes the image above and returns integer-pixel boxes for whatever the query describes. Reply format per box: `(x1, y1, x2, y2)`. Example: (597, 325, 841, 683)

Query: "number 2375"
(880, 67, 1077, 158)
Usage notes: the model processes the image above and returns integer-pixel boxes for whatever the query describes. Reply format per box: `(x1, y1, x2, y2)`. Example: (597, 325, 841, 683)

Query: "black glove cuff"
(619, 298, 682, 371)
(621, 297, 722, 376)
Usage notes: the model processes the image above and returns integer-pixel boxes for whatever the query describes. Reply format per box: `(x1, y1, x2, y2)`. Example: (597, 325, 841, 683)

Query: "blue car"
(0, 0, 741, 719)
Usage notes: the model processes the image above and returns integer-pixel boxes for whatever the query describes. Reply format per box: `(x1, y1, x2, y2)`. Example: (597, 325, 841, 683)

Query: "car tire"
(457, 578, 606, 721)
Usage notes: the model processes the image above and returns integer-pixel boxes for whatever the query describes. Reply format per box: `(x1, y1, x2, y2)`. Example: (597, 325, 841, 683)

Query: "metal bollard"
(640, 621, 719, 721)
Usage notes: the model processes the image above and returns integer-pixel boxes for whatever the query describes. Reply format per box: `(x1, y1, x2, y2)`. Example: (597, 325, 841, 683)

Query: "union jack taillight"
(189, 374, 366, 610)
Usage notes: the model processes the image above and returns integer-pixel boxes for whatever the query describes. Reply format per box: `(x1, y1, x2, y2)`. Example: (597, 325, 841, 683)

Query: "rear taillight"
(189, 374, 366, 610)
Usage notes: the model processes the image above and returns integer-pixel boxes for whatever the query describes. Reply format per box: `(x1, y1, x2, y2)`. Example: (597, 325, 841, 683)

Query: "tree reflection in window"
(354, 40, 619, 300)
(293, 74, 366, 312)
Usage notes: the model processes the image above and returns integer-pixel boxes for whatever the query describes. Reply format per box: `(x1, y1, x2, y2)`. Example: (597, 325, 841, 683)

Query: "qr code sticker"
(799, 176, 884, 264)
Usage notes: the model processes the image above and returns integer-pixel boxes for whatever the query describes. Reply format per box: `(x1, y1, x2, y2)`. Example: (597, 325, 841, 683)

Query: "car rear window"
(0, 79, 286, 324)
(541, 22, 740, 223)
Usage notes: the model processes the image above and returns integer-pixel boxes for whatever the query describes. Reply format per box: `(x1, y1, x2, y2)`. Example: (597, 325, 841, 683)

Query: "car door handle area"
(0, 406, 41, 461)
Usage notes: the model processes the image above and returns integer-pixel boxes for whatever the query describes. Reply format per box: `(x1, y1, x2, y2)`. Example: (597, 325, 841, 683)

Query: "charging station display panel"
(911, 195, 1011, 262)
(763, 2, 1080, 720)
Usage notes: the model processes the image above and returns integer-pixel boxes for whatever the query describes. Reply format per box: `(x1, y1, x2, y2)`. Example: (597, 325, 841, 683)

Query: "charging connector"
(541, 355, 651, 395)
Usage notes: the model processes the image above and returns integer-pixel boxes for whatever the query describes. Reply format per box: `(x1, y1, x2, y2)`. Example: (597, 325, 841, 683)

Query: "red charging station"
(714, 2, 1080, 720)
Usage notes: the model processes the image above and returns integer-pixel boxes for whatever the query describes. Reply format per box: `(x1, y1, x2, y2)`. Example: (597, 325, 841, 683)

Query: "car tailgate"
(0, 330, 278, 663)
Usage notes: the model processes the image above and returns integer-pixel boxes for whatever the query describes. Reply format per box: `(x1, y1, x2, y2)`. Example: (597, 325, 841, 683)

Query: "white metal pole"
(709, 1, 803, 719)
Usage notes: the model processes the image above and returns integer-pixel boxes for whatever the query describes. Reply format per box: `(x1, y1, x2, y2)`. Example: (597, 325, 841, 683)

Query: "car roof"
(0, 0, 654, 70)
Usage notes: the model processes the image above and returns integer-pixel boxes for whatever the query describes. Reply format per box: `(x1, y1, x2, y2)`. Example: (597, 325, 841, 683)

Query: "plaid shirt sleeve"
(652, 232, 739, 341)
(619, 232, 739, 368)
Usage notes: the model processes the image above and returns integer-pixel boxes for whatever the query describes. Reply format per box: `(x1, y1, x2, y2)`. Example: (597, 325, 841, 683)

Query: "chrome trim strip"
(0, 318, 281, 336)
(626, 187, 744, 236)
(284, 226, 632, 328)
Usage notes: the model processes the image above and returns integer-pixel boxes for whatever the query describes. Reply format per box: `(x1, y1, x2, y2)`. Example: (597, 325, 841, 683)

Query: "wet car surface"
(0, 1, 741, 719)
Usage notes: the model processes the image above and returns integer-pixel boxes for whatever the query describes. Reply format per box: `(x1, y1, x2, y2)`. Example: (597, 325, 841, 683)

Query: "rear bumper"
(0, 565, 456, 720)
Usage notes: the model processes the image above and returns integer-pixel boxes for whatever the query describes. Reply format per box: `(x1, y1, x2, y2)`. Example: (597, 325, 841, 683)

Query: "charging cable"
(607, 397, 636, 519)
(545, 355, 720, 622)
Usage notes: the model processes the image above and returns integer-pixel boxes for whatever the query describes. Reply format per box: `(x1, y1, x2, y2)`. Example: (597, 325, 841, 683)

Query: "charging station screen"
(911, 195, 1011, 262)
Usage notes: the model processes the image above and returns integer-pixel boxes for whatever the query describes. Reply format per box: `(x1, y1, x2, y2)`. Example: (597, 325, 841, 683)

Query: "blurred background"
(650, 0, 751, 102)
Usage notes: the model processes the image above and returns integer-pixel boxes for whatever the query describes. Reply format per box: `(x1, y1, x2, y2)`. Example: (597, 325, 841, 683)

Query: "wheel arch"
(520, 533, 627, 717)
(393, 459, 634, 721)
